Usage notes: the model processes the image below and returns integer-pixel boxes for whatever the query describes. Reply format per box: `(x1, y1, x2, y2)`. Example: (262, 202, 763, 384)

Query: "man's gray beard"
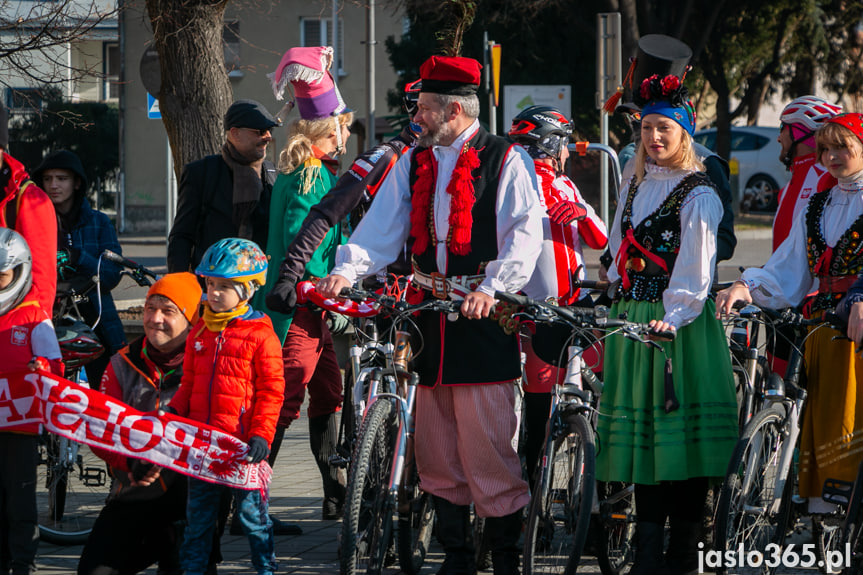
(418, 115, 454, 148)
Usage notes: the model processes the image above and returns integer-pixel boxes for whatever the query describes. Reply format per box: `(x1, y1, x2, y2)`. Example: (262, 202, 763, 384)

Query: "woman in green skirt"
(597, 73, 738, 575)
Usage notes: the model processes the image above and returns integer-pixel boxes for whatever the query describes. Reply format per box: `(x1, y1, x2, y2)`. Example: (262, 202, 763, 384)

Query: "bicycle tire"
(714, 405, 791, 575)
(36, 434, 110, 545)
(593, 481, 635, 575)
(814, 512, 847, 574)
(396, 440, 435, 575)
(843, 503, 863, 574)
(341, 399, 397, 575)
(735, 356, 770, 433)
(524, 411, 596, 575)
(335, 362, 358, 468)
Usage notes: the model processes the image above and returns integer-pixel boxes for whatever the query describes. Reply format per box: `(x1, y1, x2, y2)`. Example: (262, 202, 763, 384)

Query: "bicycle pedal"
(822, 478, 854, 506)
(328, 454, 350, 469)
(551, 488, 568, 504)
(82, 467, 107, 487)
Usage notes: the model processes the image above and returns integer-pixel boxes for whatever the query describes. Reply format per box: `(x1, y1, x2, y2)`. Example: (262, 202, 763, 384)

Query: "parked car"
(693, 126, 790, 213)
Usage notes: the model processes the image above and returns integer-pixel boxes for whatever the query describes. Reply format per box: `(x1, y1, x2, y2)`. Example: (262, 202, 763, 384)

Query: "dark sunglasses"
(240, 127, 272, 137)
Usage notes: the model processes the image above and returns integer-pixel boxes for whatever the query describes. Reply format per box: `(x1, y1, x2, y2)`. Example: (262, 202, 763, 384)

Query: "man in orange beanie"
(78, 272, 221, 575)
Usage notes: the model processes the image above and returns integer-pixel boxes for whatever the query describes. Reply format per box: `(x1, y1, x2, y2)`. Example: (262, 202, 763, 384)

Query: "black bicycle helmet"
(403, 79, 422, 117)
(508, 105, 573, 159)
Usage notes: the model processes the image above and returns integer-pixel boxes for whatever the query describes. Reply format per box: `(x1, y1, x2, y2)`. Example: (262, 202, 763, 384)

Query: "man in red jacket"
(0, 104, 57, 313)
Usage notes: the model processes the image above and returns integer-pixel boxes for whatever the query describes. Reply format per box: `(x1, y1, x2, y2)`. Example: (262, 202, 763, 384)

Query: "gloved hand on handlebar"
(246, 436, 270, 464)
(547, 200, 587, 226)
(265, 269, 299, 314)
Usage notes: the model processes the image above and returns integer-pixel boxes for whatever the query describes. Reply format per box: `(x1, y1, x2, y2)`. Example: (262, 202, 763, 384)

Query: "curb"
(734, 228, 772, 240)
(118, 235, 167, 246)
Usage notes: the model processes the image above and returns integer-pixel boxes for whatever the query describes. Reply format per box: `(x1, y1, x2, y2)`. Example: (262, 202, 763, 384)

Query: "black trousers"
(0, 433, 39, 575)
(77, 479, 188, 575)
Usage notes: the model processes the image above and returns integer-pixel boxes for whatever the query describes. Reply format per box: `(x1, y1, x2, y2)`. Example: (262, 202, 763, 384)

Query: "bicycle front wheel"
(341, 399, 397, 575)
(36, 433, 110, 545)
(524, 412, 596, 575)
(715, 405, 792, 575)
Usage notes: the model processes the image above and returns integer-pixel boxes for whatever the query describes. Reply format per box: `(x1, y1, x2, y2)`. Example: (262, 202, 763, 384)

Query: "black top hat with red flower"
(604, 34, 692, 115)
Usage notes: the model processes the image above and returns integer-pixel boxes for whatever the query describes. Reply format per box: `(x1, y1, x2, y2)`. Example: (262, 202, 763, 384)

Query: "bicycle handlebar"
(493, 290, 676, 340)
(338, 286, 462, 316)
(102, 250, 158, 286)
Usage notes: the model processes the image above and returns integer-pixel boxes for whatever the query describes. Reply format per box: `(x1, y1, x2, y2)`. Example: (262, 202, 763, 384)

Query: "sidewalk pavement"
(34, 406, 454, 575)
(35, 407, 615, 574)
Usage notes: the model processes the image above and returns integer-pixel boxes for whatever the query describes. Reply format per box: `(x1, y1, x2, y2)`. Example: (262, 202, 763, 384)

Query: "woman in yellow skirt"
(717, 113, 863, 516)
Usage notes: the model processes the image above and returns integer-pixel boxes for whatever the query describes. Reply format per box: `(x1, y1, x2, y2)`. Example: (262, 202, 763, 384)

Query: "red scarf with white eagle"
(410, 144, 480, 256)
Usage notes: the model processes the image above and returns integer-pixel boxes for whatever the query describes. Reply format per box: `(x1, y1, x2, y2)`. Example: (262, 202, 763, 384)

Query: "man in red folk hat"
(317, 54, 544, 575)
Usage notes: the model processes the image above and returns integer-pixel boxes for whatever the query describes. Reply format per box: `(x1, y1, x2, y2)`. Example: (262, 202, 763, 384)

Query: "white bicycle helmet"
(780, 96, 843, 132)
(0, 228, 33, 315)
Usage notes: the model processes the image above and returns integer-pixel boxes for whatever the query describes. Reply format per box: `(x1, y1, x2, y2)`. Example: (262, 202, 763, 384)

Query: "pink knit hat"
(269, 46, 350, 121)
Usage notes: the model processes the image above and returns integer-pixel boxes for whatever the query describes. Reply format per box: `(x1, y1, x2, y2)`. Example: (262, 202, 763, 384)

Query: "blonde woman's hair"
(633, 127, 703, 184)
(816, 122, 863, 159)
(278, 112, 354, 173)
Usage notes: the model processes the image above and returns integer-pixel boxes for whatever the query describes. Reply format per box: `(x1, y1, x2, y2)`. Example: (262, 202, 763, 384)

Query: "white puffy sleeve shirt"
(742, 185, 863, 308)
(331, 120, 544, 296)
(608, 164, 722, 328)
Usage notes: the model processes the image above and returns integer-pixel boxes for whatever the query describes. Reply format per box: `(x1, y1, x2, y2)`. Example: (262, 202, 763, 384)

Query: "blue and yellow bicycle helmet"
(195, 238, 268, 297)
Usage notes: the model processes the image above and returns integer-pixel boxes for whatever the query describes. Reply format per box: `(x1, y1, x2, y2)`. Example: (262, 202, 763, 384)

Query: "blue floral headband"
(642, 99, 696, 136)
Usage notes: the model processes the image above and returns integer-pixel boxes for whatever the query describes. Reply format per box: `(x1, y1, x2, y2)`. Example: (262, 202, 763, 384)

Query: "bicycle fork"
(371, 372, 419, 511)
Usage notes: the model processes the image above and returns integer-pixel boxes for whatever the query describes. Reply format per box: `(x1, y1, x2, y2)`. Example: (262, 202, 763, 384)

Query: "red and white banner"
(0, 370, 270, 491)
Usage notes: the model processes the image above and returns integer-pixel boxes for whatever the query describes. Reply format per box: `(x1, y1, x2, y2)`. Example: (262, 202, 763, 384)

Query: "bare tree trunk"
(145, 0, 232, 177)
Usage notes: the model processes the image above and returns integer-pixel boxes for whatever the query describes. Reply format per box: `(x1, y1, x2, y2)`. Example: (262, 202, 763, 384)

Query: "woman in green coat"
(254, 106, 354, 520)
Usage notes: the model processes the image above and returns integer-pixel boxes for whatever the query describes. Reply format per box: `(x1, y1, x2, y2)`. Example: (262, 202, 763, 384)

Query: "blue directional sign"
(147, 93, 161, 120)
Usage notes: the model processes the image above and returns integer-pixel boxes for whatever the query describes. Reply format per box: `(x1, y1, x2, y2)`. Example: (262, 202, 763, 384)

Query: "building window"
(300, 17, 345, 75)
(6, 88, 44, 113)
(103, 42, 119, 100)
(224, 20, 242, 77)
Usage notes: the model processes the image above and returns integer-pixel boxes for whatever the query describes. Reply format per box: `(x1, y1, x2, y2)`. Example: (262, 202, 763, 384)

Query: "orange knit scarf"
(410, 145, 480, 256)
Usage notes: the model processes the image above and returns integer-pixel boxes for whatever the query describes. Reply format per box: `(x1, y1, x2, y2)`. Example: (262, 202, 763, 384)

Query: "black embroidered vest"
(408, 126, 520, 386)
(617, 173, 712, 303)
(804, 191, 863, 312)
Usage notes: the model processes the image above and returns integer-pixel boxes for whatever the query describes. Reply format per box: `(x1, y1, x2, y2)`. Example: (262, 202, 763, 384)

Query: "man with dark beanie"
(167, 99, 279, 273)
(317, 54, 543, 575)
(0, 103, 57, 313)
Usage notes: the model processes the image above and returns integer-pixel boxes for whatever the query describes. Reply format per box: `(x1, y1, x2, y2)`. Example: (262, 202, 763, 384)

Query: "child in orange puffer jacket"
(168, 238, 284, 575)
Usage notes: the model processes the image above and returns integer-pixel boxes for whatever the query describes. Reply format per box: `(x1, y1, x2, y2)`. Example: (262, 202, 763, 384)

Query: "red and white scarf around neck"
(410, 144, 480, 256)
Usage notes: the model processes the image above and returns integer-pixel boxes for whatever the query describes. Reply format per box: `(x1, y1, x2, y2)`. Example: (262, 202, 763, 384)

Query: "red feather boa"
(410, 146, 480, 256)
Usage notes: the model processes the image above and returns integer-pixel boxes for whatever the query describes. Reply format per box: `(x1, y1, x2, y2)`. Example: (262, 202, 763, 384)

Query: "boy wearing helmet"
(0, 228, 63, 575)
(773, 95, 843, 251)
(167, 238, 284, 575)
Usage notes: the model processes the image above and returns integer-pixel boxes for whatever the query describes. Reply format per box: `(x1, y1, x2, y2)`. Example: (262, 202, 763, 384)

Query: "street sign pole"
(596, 13, 621, 225)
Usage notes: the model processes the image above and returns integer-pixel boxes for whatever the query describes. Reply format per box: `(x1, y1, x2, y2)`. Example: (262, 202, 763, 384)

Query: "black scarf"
(221, 141, 263, 239)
